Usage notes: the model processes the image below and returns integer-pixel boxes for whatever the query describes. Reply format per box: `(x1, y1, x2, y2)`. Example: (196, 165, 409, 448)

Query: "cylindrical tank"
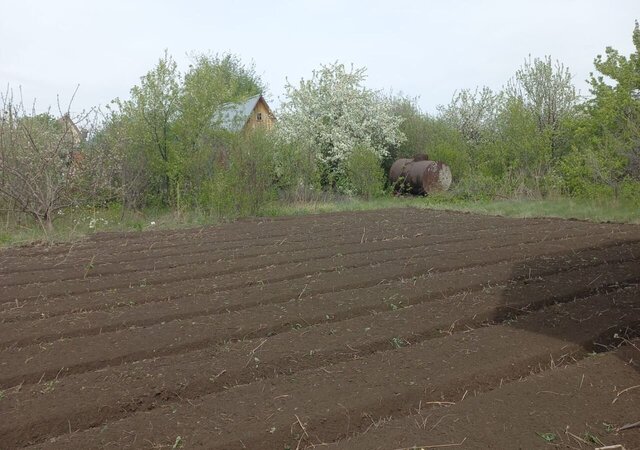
(405, 160, 452, 194)
(389, 158, 413, 189)
(389, 156, 452, 195)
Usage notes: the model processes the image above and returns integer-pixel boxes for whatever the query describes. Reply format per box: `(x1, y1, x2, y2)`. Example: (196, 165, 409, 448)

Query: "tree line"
(1, 23, 638, 230)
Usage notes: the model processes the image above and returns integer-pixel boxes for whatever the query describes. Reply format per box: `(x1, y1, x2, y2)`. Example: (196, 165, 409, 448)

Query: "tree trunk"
(45, 214, 54, 232)
(164, 173, 171, 206)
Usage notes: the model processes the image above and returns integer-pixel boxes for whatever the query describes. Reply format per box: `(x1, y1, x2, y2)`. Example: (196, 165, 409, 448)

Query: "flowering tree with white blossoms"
(277, 62, 405, 186)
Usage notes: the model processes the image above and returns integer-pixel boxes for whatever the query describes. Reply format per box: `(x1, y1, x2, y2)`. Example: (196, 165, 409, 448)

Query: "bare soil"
(0, 208, 638, 449)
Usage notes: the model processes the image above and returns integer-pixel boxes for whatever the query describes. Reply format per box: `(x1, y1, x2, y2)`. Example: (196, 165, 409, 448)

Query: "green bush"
(450, 172, 500, 200)
(557, 146, 625, 199)
(620, 179, 640, 206)
(273, 140, 320, 201)
(389, 97, 471, 182)
(343, 144, 386, 199)
(427, 144, 470, 183)
(199, 131, 277, 218)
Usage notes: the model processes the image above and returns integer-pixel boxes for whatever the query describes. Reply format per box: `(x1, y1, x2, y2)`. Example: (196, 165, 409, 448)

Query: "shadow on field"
(495, 243, 640, 373)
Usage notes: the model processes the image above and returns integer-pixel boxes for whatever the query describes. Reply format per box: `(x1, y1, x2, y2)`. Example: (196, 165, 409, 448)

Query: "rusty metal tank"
(389, 158, 413, 186)
(389, 155, 452, 195)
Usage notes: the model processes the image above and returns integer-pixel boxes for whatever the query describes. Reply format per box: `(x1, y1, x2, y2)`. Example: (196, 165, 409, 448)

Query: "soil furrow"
(0, 209, 458, 265)
(21, 288, 639, 450)
(2, 209, 624, 274)
(2, 229, 633, 320)
(1, 229, 634, 331)
(1, 264, 637, 447)
(329, 343, 640, 450)
(1, 245, 636, 390)
(1, 209, 639, 450)
(1, 218, 559, 287)
(0, 215, 580, 300)
(1, 239, 638, 349)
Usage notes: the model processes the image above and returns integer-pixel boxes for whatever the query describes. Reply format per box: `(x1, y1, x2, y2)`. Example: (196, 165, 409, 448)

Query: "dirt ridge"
(0, 208, 638, 449)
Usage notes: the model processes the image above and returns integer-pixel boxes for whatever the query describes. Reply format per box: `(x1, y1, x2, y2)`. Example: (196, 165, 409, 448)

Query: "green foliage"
(536, 432, 557, 443)
(343, 144, 386, 199)
(389, 73, 570, 200)
(90, 110, 152, 210)
(477, 99, 555, 197)
(389, 96, 471, 181)
(273, 140, 321, 201)
(172, 436, 184, 449)
(278, 62, 405, 186)
(450, 173, 499, 201)
(200, 131, 277, 218)
(558, 146, 623, 198)
(111, 50, 181, 206)
(583, 21, 640, 181)
(0, 92, 105, 231)
(438, 86, 502, 146)
(390, 337, 408, 349)
(390, 96, 431, 157)
(418, 121, 471, 182)
(181, 53, 265, 130)
(620, 179, 640, 206)
(557, 21, 640, 198)
(106, 50, 266, 209)
(505, 55, 578, 135)
(424, 49, 625, 200)
(176, 52, 265, 166)
(6, 26, 640, 241)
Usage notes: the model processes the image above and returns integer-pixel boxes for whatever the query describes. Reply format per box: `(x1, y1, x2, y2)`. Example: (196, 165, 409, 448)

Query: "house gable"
(58, 113, 85, 146)
(244, 96, 276, 131)
(213, 94, 276, 132)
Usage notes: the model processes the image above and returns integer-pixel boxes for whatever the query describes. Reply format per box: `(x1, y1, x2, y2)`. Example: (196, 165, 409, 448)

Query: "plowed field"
(1, 208, 639, 449)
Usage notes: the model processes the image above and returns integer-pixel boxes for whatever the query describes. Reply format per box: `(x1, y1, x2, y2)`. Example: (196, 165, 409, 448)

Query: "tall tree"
(437, 87, 502, 146)
(0, 92, 99, 231)
(278, 62, 405, 186)
(506, 56, 578, 134)
(174, 53, 266, 205)
(113, 51, 181, 206)
(178, 53, 266, 149)
(586, 21, 640, 179)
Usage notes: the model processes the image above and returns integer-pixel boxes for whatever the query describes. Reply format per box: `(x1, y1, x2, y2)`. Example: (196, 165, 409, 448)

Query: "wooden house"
(58, 113, 86, 146)
(213, 94, 276, 132)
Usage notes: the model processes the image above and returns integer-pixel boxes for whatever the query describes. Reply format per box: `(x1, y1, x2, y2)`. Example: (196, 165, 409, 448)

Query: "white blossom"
(277, 63, 405, 174)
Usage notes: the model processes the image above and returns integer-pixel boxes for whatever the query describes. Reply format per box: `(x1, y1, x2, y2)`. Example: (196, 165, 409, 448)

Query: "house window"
(256, 112, 262, 121)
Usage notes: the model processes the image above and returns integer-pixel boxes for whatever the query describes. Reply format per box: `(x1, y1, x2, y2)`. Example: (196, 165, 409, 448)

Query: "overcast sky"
(1, 0, 638, 115)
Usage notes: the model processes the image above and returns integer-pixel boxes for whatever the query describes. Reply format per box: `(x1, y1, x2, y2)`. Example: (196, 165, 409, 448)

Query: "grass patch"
(1, 195, 638, 248)
(390, 337, 409, 349)
(0, 206, 217, 248)
(263, 195, 640, 224)
(536, 432, 557, 443)
(424, 197, 640, 224)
